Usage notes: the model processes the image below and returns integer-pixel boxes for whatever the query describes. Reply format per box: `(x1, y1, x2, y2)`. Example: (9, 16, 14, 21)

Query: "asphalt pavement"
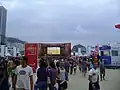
(67, 69, 120, 90)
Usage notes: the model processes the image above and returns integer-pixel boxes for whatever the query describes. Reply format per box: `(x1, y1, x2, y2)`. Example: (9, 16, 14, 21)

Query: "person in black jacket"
(0, 78, 9, 90)
(0, 57, 9, 90)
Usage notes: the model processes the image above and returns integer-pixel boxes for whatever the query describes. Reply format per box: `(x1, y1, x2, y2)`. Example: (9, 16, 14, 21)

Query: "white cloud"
(1, 0, 22, 10)
(75, 25, 92, 34)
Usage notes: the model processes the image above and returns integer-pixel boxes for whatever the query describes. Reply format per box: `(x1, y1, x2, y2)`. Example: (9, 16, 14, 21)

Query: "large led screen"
(47, 47, 60, 55)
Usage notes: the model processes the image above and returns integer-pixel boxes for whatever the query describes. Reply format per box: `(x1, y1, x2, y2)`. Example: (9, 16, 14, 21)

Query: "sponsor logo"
(19, 70, 26, 75)
(26, 45, 36, 55)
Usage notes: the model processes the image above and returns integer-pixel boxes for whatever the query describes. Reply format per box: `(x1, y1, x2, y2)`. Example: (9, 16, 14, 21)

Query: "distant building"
(7, 42, 24, 51)
(72, 44, 86, 55)
(0, 6, 7, 45)
(86, 46, 96, 56)
(6, 38, 25, 56)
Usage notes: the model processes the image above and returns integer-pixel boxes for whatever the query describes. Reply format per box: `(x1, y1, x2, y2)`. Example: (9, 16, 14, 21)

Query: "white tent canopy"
(82, 54, 88, 56)
(5, 53, 12, 56)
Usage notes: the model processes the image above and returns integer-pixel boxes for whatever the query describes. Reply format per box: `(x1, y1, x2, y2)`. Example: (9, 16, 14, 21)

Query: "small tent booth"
(5, 53, 12, 60)
(5, 53, 12, 57)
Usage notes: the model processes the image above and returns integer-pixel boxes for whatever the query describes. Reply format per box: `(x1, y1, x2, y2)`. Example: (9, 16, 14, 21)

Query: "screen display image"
(47, 47, 60, 55)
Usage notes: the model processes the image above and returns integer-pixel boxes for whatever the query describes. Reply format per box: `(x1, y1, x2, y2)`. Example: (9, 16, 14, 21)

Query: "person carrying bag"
(58, 66, 68, 90)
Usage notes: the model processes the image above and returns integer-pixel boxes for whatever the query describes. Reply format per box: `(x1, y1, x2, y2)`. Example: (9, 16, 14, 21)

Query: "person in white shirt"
(14, 56, 33, 90)
(59, 66, 68, 90)
(88, 63, 100, 90)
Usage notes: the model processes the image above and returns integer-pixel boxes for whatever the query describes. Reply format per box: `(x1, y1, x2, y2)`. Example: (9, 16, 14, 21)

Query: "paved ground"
(10, 69, 120, 90)
(67, 69, 120, 90)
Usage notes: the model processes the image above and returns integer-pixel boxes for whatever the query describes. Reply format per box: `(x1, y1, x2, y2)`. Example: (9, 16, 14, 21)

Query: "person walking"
(89, 58, 94, 70)
(73, 62, 77, 75)
(14, 56, 33, 90)
(7, 60, 17, 90)
(58, 66, 68, 90)
(70, 60, 74, 75)
(0, 57, 9, 90)
(48, 61, 58, 90)
(78, 59, 82, 72)
(81, 58, 87, 77)
(99, 59, 105, 81)
(64, 59, 70, 79)
(88, 63, 100, 90)
(34, 60, 48, 90)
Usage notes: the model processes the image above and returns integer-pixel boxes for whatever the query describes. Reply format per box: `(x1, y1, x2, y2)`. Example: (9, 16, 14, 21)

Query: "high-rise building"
(0, 6, 7, 45)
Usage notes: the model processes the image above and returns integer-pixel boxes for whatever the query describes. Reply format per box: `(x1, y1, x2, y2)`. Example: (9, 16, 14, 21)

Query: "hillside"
(6, 37, 26, 44)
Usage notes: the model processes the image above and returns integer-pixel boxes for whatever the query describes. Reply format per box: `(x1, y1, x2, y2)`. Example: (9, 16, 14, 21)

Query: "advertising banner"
(24, 43, 38, 72)
(65, 43, 71, 56)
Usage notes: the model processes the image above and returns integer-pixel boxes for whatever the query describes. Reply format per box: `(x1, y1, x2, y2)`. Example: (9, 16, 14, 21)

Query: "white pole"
(13, 47, 17, 57)
(1, 45, 5, 57)
(5, 46, 8, 56)
(78, 48, 81, 56)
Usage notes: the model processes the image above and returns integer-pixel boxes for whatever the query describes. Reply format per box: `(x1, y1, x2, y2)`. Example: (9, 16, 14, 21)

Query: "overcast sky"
(0, 0, 120, 46)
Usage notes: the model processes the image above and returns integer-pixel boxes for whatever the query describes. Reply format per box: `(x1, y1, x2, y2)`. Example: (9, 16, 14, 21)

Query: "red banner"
(65, 43, 71, 56)
(24, 43, 38, 72)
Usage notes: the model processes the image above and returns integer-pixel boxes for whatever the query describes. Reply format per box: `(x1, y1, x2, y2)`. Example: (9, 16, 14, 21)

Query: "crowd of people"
(0, 55, 106, 90)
